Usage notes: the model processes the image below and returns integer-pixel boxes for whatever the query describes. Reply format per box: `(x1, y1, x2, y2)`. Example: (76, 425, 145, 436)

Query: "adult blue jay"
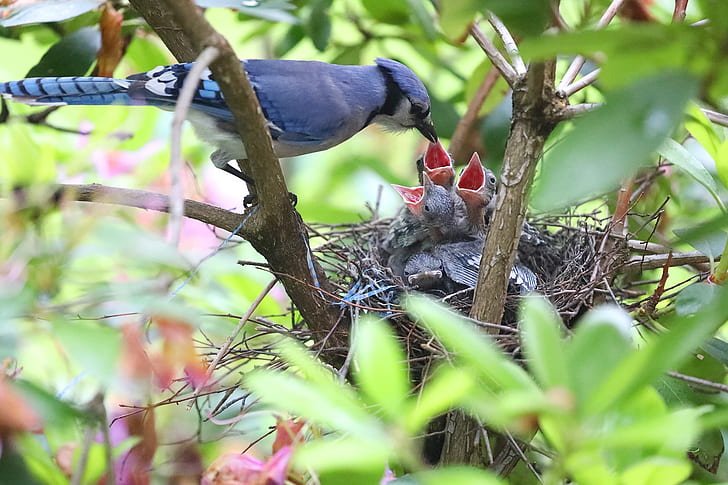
(0, 58, 437, 183)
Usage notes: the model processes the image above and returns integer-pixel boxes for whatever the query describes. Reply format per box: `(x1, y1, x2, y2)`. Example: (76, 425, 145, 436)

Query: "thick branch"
(127, 0, 346, 348)
(470, 61, 560, 327)
(57, 183, 244, 232)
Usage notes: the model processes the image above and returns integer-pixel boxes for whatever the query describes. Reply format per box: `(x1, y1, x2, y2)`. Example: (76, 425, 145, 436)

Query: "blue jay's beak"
(416, 117, 438, 143)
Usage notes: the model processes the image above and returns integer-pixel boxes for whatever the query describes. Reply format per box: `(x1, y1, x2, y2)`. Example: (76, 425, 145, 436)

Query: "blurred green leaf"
(306, 0, 331, 51)
(675, 283, 718, 316)
(354, 317, 410, 420)
(3, 435, 54, 485)
(274, 24, 305, 57)
(620, 457, 691, 485)
(196, 0, 299, 23)
(685, 104, 723, 159)
(53, 320, 121, 385)
(585, 286, 728, 415)
(405, 0, 437, 39)
(673, 226, 727, 261)
(405, 466, 506, 484)
(566, 306, 633, 408)
(361, 0, 410, 24)
(14, 379, 85, 427)
(0, 0, 103, 27)
(657, 138, 724, 211)
(293, 437, 393, 474)
(533, 72, 698, 211)
(522, 25, 710, 88)
(26, 27, 100, 78)
(439, 0, 549, 39)
(405, 295, 537, 392)
(403, 365, 474, 433)
(520, 296, 569, 389)
(689, 429, 724, 474)
(702, 336, 728, 367)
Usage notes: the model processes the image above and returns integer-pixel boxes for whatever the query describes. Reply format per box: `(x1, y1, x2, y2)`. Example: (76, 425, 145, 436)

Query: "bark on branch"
(470, 61, 561, 327)
(127, 0, 346, 348)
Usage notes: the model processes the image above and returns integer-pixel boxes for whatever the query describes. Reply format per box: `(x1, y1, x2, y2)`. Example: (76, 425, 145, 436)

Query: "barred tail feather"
(0, 77, 137, 106)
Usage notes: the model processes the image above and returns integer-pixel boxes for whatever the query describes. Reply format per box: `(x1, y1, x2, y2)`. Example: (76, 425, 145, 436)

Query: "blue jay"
(0, 58, 437, 184)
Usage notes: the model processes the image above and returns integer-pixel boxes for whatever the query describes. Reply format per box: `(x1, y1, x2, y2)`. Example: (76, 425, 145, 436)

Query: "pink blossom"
(202, 446, 292, 485)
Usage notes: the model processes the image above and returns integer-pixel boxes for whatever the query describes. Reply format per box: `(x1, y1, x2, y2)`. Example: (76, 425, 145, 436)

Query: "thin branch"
(557, 0, 626, 91)
(673, 0, 689, 23)
(562, 68, 600, 97)
(470, 23, 518, 87)
(623, 251, 716, 271)
(487, 12, 526, 75)
(192, 279, 277, 403)
(703, 108, 728, 128)
(169, 46, 219, 247)
(667, 370, 728, 393)
(555, 102, 601, 120)
(52, 183, 245, 233)
(449, 67, 500, 160)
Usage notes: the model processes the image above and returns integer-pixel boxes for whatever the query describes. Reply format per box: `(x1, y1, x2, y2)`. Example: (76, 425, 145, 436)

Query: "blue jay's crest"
(375, 58, 430, 114)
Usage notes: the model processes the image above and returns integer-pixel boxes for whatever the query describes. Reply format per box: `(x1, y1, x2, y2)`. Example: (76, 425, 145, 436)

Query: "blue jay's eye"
(488, 175, 496, 184)
(424, 204, 431, 212)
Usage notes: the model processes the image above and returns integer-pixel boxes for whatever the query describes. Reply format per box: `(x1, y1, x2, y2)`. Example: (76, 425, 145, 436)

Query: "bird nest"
(308, 207, 617, 361)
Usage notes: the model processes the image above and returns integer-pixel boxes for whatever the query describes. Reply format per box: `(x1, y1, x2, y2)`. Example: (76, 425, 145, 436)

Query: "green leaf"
(353, 317, 410, 420)
(196, 0, 299, 23)
(702, 336, 728, 367)
(685, 103, 723, 160)
(14, 379, 86, 430)
(407, 466, 506, 485)
(440, 0, 549, 39)
(620, 457, 691, 485)
(53, 320, 121, 385)
(405, 0, 437, 39)
(522, 25, 710, 89)
(405, 295, 537, 393)
(0, 0, 103, 27)
(566, 306, 633, 408)
(675, 283, 718, 316)
(657, 138, 724, 211)
(689, 429, 724, 474)
(293, 437, 393, 474)
(274, 24, 305, 57)
(532, 72, 698, 211)
(403, 365, 474, 433)
(520, 296, 569, 389)
(584, 285, 728, 415)
(27, 27, 100, 78)
(306, 1, 331, 51)
(361, 0, 410, 24)
(245, 370, 385, 441)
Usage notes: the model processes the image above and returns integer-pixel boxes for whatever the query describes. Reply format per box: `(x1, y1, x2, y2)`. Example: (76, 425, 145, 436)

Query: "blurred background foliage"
(1, 0, 728, 483)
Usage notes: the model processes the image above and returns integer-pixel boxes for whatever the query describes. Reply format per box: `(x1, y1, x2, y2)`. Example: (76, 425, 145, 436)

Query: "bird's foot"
(242, 192, 298, 208)
(407, 270, 443, 290)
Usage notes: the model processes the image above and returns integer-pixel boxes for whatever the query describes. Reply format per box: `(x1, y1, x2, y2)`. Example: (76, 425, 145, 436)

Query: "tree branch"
(470, 23, 518, 87)
(487, 13, 526, 75)
(127, 0, 347, 349)
(470, 61, 561, 327)
(449, 67, 500, 161)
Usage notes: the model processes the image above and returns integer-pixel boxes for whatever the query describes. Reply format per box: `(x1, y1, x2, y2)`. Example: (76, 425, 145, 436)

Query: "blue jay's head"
(375, 58, 437, 143)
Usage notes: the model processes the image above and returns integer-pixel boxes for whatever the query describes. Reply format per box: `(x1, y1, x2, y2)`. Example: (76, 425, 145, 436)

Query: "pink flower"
(202, 446, 292, 485)
(92, 141, 163, 179)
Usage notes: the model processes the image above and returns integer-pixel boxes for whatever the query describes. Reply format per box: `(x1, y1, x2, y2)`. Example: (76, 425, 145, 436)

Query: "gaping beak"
(416, 117, 438, 143)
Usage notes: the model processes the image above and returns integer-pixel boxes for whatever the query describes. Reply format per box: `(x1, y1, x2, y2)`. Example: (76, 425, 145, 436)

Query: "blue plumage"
(0, 58, 437, 173)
